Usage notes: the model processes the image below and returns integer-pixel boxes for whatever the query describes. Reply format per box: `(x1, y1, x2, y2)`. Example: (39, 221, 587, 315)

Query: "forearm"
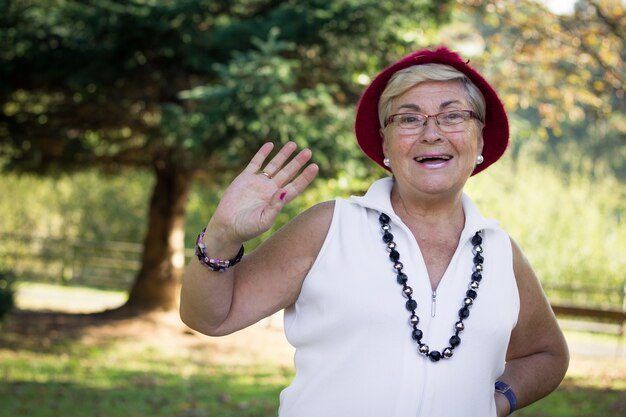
(179, 224, 243, 336)
(180, 259, 236, 335)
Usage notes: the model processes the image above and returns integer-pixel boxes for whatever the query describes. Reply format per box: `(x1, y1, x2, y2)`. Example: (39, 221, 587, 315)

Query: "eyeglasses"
(385, 110, 483, 133)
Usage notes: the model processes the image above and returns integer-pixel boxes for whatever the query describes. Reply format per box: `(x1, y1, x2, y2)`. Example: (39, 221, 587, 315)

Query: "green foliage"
(0, 170, 151, 242)
(167, 31, 359, 177)
(0, 0, 452, 174)
(466, 136, 626, 304)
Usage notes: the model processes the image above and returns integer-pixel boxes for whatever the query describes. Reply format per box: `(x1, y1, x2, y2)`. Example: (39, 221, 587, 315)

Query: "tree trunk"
(124, 155, 192, 311)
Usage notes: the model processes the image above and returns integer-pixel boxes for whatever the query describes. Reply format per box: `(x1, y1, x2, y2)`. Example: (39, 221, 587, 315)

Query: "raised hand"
(207, 141, 319, 246)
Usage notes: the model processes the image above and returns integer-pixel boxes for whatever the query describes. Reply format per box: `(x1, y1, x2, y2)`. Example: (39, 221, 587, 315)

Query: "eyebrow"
(396, 100, 465, 113)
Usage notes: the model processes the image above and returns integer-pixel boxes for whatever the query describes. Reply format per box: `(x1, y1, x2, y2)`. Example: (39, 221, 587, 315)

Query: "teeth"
(416, 155, 451, 162)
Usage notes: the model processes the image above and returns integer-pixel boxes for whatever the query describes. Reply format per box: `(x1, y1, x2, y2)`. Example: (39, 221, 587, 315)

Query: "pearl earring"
(383, 157, 390, 167)
(476, 155, 484, 165)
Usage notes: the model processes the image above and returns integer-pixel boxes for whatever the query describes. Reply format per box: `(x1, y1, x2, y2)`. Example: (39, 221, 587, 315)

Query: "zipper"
(431, 290, 437, 317)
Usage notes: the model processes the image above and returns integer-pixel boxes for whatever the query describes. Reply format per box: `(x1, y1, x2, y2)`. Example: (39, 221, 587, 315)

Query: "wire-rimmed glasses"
(385, 110, 483, 133)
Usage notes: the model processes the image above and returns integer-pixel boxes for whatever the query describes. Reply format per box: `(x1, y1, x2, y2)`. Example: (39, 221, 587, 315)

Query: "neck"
(390, 182, 465, 230)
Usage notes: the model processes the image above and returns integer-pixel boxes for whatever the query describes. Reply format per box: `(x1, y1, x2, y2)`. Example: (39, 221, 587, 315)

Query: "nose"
(420, 116, 442, 142)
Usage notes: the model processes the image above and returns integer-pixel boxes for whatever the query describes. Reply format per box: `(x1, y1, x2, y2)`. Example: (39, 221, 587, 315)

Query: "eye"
(441, 111, 467, 123)
(399, 114, 423, 124)
(444, 111, 463, 119)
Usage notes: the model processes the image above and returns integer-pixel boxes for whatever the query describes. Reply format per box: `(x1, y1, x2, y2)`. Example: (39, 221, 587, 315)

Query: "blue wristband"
(495, 380, 517, 414)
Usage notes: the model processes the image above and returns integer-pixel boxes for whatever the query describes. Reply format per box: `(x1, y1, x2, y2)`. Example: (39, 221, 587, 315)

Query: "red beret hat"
(355, 46, 509, 175)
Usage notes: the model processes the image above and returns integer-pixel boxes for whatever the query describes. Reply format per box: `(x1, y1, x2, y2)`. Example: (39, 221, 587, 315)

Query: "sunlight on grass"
(15, 282, 127, 313)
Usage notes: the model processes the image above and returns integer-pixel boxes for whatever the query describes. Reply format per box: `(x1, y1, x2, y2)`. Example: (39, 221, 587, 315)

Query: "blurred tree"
(456, 0, 625, 178)
(0, 0, 452, 311)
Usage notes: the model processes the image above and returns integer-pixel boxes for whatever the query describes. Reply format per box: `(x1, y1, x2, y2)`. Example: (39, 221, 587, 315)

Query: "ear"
(476, 130, 484, 157)
(380, 128, 388, 158)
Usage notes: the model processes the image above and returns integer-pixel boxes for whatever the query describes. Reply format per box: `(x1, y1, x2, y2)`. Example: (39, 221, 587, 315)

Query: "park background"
(0, 0, 624, 416)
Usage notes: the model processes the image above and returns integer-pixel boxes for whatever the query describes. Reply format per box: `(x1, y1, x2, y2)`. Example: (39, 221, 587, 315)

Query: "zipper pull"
(431, 290, 437, 317)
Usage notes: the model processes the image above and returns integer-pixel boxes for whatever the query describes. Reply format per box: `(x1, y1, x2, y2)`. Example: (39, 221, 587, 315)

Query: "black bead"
(471, 271, 482, 282)
(396, 273, 408, 284)
(382, 232, 394, 243)
(449, 335, 461, 347)
(466, 289, 477, 299)
(412, 329, 423, 340)
(473, 253, 484, 264)
(406, 299, 417, 311)
(459, 307, 470, 319)
(379, 213, 390, 224)
(471, 233, 482, 245)
(389, 250, 400, 261)
(429, 351, 442, 362)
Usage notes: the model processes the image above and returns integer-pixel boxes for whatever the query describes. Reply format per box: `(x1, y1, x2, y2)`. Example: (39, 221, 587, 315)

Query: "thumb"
(271, 189, 288, 207)
(262, 189, 287, 225)
(266, 188, 288, 213)
(257, 189, 288, 233)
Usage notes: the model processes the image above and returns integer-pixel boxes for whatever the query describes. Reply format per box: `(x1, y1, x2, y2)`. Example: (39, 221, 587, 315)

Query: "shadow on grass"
(1, 308, 290, 417)
(0, 308, 172, 354)
(0, 370, 285, 417)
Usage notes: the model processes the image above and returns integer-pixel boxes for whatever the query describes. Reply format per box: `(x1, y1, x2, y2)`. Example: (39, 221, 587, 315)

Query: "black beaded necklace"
(378, 212, 484, 362)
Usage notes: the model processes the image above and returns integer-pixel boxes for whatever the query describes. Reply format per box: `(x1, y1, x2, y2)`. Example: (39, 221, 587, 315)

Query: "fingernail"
(279, 191, 287, 201)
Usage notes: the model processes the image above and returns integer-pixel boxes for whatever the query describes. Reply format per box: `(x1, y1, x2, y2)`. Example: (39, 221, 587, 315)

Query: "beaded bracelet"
(195, 228, 244, 272)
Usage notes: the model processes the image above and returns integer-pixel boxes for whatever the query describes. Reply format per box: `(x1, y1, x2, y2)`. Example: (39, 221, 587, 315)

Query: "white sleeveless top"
(279, 178, 520, 417)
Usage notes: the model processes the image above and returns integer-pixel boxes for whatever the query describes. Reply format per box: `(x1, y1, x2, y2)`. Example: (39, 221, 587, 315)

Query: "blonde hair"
(378, 64, 486, 128)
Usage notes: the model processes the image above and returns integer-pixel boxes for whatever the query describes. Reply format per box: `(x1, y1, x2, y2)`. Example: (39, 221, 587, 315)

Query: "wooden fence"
(1, 233, 624, 335)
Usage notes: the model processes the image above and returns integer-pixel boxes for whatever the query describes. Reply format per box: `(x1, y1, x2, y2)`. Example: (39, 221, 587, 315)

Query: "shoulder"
(257, 200, 335, 265)
(279, 200, 335, 241)
(295, 200, 336, 225)
(508, 236, 537, 288)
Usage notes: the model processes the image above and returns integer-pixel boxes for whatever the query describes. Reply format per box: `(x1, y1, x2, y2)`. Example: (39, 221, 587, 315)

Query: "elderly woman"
(180, 47, 569, 417)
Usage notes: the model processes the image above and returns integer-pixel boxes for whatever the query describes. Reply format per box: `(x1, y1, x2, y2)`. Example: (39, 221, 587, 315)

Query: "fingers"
(243, 141, 318, 198)
(261, 141, 298, 178)
(281, 163, 319, 204)
(243, 142, 275, 174)
(270, 147, 313, 184)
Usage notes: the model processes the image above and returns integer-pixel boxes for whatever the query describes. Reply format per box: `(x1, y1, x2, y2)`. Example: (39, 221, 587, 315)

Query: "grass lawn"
(1, 283, 625, 416)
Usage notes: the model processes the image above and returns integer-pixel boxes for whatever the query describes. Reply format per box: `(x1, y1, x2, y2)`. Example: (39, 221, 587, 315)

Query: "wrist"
(495, 380, 517, 415)
(195, 227, 244, 272)
(202, 220, 244, 258)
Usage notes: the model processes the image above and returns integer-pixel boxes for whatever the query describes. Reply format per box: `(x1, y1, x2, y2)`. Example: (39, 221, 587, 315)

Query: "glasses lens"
(398, 114, 426, 129)
(438, 111, 470, 124)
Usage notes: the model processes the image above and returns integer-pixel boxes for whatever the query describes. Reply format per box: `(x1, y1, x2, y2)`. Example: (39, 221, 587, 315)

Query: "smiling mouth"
(414, 155, 452, 163)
